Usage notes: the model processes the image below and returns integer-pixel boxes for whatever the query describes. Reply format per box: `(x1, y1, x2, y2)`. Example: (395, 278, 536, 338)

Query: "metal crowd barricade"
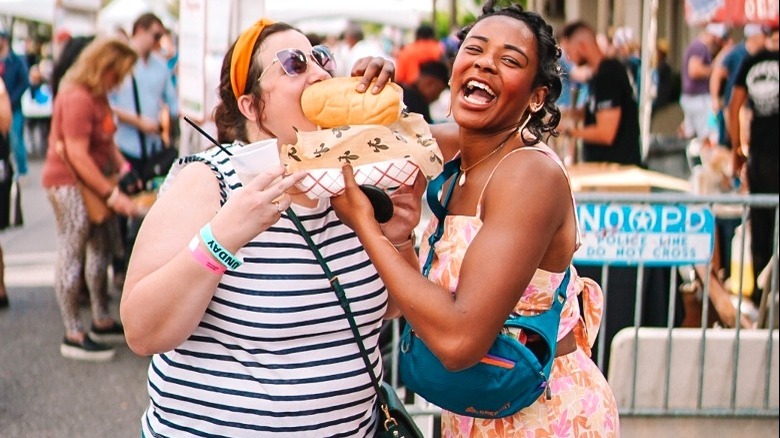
(575, 192, 778, 418)
(387, 192, 778, 431)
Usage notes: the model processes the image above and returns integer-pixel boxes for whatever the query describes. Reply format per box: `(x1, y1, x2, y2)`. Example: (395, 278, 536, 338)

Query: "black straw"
(183, 116, 233, 156)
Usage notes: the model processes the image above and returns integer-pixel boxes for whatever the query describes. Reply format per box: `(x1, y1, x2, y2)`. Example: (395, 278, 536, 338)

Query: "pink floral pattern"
(417, 149, 620, 436)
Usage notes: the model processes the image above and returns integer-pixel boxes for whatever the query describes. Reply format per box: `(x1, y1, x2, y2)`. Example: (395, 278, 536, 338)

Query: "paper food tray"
(296, 158, 419, 199)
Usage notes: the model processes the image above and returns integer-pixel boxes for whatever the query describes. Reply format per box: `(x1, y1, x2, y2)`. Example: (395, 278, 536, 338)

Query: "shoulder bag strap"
(130, 75, 148, 165)
(55, 140, 91, 189)
(421, 157, 460, 277)
(286, 208, 399, 431)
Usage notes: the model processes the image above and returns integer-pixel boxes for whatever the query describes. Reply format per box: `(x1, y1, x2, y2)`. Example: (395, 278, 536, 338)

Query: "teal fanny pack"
(398, 157, 570, 418)
(398, 269, 568, 418)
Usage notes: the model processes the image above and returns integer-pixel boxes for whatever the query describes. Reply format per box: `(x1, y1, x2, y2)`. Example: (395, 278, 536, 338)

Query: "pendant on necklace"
(458, 172, 467, 186)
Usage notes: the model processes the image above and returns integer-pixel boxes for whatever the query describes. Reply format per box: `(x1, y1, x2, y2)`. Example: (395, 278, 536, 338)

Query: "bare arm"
(332, 152, 572, 371)
(687, 55, 712, 80)
(727, 86, 748, 176)
(709, 64, 728, 112)
(62, 135, 138, 217)
(113, 107, 162, 135)
(569, 106, 621, 146)
(120, 163, 305, 355)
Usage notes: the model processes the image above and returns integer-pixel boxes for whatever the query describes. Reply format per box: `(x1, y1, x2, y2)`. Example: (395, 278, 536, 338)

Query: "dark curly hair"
(213, 22, 296, 144)
(457, 0, 563, 145)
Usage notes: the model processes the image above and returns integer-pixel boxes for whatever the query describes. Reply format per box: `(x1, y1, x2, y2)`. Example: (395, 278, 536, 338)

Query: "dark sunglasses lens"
(278, 49, 308, 76)
(312, 45, 336, 72)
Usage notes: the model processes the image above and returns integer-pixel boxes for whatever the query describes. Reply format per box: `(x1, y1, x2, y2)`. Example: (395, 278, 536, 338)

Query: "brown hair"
(132, 13, 164, 36)
(62, 38, 137, 97)
(213, 22, 296, 144)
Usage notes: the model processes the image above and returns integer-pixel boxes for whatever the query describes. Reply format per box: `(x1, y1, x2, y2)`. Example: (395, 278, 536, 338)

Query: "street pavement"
(0, 157, 151, 438)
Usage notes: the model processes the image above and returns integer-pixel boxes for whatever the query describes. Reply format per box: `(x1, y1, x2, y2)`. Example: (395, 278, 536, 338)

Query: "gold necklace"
(458, 134, 514, 187)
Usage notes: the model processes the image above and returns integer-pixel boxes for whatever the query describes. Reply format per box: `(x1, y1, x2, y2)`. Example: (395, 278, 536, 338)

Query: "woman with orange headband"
(120, 19, 419, 437)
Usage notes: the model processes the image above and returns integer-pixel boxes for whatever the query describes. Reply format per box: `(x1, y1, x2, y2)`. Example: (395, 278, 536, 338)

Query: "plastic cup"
(229, 139, 281, 185)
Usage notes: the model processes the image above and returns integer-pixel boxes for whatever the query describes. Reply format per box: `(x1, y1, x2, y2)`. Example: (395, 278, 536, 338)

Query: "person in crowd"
(22, 63, 53, 157)
(109, 13, 179, 287)
(50, 34, 101, 306)
(559, 20, 642, 166)
(679, 22, 728, 140)
(40, 38, 140, 361)
(332, 2, 619, 435)
(395, 23, 445, 86)
(710, 23, 767, 147)
(120, 18, 417, 436)
(400, 59, 450, 123)
(554, 34, 591, 165)
(0, 77, 13, 309)
(441, 24, 461, 63)
(727, 26, 779, 311)
(0, 29, 30, 179)
(612, 26, 641, 99)
(156, 27, 180, 150)
(332, 22, 391, 78)
(51, 35, 96, 98)
(652, 38, 679, 111)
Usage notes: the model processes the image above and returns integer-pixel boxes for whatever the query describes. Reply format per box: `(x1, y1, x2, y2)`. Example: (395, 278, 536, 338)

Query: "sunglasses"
(259, 45, 336, 81)
(153, 32, 164, 42)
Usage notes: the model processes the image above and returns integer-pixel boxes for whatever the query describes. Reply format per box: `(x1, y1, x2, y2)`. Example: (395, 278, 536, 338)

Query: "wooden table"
(568, 162, 691, 193)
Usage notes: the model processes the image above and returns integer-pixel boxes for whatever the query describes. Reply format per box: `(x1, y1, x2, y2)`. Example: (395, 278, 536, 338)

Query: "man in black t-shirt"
(727, 29, 779, 309)
(560, 21, 642, 166)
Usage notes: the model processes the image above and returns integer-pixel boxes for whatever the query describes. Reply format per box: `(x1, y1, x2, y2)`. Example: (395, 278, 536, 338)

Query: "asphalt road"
(0, 157, 151, 438)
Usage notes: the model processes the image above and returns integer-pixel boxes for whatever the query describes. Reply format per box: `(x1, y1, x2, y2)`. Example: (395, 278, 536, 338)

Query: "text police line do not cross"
(573, 203, 715, 267)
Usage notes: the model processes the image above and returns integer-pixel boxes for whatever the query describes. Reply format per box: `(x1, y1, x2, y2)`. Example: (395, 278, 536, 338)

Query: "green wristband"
(199, 223, 243, 270)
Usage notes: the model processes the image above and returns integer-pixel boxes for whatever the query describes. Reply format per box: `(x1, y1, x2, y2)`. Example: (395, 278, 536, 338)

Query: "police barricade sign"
(573, 203, 715, 267)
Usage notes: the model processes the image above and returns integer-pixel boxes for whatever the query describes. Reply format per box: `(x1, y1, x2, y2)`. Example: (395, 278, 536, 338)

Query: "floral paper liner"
(281, 111, 443, 199)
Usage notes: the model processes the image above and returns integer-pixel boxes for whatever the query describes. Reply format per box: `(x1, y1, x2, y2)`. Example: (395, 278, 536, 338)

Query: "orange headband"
(230, 18, 275, 98)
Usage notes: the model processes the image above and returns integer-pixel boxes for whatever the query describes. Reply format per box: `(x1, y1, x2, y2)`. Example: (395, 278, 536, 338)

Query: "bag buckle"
(382, 404, 398, 430)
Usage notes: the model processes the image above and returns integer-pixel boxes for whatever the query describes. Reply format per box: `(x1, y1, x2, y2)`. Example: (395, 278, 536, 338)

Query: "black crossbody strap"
(130, 75, 148, 165)
(286, 208, 394, 418)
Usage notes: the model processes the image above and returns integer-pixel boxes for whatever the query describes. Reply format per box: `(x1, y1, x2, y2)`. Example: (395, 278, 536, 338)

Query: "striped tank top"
(142, 144, 387, 437)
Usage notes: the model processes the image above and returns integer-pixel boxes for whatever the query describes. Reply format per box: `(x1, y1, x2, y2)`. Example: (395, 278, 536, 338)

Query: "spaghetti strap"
(476, 145, 581, 248)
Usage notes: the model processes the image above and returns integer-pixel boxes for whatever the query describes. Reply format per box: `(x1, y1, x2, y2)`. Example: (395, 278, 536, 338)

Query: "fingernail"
(372, 85, 380, 94)
(356, 83, 367, 92)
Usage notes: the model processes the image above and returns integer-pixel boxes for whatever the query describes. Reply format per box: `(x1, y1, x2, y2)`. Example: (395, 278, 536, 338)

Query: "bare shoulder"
(489, 145, 570, 206)
(430, 122, 460, 162)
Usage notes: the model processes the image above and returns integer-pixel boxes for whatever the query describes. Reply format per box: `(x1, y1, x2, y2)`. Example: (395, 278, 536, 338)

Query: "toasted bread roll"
(301, 77, 403, 127)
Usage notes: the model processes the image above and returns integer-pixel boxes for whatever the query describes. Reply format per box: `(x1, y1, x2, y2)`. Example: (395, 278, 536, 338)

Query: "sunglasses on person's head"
(258, 45, 336, 81)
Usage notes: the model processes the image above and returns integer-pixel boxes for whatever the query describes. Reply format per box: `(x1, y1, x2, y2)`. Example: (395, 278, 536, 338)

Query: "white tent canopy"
(264, 0, 431, 30)
(0, 0, 55, 25)
(0, 0, 177, 35)
(97, 0, 176, 35)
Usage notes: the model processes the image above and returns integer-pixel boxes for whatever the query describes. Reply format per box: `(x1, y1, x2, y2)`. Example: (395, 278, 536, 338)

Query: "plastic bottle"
(729, 224, 754, 297)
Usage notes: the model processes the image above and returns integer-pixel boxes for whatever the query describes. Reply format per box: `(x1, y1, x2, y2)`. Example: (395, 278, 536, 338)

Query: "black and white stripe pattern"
(143, 145, 386, 437)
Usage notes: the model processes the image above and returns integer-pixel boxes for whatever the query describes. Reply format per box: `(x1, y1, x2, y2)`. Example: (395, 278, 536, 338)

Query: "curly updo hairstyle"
(457, 0, 563, 145)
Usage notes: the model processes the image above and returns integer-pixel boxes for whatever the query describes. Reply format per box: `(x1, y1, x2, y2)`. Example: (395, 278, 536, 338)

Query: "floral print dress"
(417, 146, 620, 437)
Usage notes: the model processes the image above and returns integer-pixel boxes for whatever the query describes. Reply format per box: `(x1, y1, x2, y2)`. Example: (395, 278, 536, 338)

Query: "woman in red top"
(41, 38, 139, 361)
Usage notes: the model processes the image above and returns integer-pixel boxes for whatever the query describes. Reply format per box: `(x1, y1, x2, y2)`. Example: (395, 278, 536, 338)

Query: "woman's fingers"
(352, 57, 395, 93)
(246, 167, 305, 200)
(341, 163, 357, 188)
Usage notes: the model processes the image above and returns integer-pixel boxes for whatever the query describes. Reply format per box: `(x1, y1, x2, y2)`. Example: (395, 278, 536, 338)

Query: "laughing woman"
(333, 2, 620, 436)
